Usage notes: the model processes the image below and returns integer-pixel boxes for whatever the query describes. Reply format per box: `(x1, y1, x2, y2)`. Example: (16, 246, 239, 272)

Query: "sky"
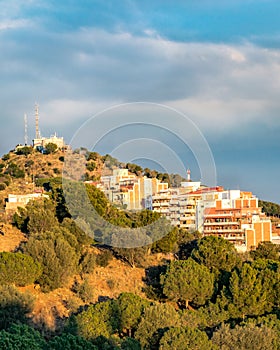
(0, 0, 280, 203)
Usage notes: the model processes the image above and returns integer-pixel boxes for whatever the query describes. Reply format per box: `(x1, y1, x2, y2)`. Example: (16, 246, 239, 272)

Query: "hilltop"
(0, 148, 100, 203)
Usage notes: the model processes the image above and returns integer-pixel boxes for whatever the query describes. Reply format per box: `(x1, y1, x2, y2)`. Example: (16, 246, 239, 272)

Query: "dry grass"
(0, 223, 26, 252)
(0, 151, 167, 334)
(15, 252, 169, 335)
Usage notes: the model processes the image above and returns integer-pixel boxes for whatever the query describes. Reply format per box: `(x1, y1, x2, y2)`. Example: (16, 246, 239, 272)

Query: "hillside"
(1, 147, 280, 349)
(0, 148, 177, 338)
(0, 148, 103, 207)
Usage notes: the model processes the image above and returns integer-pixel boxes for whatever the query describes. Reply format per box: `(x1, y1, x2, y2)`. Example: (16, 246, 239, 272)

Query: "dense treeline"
(1, 245, 280, 349)
(260, 200, 280, 217)
(75, 150, 187, 187)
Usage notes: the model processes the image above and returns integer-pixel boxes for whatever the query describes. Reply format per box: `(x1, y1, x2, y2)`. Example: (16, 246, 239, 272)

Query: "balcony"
(180, 208, 196, 214)
(204, 213, 232, 218)
(171, 214, 180, 217)
(180, 216, 196, 221)
(204, 221, 239, 226)
(204, 228, 243, 233)
(223, 236, 245, 241)
(203, 233, 245, 240)
(152, 201, 169, 207)
(158, 208, 169, 214)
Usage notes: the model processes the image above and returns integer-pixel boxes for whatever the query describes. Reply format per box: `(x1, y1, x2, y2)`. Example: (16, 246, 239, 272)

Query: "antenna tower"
(35, 103, 40, 139)
(24, 114, 28, 145)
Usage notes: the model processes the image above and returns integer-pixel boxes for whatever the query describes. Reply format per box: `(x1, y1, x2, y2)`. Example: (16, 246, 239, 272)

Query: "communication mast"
(35, 103, 40, 139)
(24, 113, 28, 145)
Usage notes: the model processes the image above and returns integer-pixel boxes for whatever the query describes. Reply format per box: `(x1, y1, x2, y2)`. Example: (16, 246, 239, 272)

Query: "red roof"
(188, 186, 224, 195)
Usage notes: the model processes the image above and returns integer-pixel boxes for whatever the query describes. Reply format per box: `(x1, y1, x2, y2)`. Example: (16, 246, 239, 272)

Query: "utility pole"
(35, 103, 40, 139)
(24, 113, 28, 145)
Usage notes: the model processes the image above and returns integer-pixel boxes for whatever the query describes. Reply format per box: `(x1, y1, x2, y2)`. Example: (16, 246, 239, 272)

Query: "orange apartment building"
(196, 190, 272, 251)
(100, 169, 168, 210)
(121, 177, 168, 210)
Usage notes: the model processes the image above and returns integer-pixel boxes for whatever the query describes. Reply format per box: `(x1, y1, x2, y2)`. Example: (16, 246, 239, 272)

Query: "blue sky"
(0, 0, 280, 203)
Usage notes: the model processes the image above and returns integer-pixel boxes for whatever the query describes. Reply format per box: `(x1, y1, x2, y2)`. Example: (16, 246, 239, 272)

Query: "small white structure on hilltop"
(5, 193, 49, 213)
(32, 104, 64, 149)
(33, 132, 65, 149)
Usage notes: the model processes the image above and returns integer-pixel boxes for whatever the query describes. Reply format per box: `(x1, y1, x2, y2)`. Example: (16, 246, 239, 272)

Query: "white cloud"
(40, 98, 121, 126)
(0, 19, 30, 30)
(168, 97, 269, 134)
(1, 27, 280, 137)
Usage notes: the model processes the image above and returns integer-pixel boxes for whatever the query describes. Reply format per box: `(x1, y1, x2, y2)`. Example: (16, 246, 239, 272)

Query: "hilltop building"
(5, 193, 49, 214)
(33, 132, 65, 150)
(31, 104, 65, 150)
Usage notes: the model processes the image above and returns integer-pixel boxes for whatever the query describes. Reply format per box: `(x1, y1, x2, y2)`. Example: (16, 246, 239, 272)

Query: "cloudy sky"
(0, 0, 280, 203)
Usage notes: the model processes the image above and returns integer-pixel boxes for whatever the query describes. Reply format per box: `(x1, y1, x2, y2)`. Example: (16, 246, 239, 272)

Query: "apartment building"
(196, 189, 272, 251)
(152, 182, 202, 231)
(100, 169, 168, 210)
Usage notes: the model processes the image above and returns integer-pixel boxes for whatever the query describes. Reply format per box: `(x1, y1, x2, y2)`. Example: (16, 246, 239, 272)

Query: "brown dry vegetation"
(0, 223, 26, 252)
(0, 149, 169, 335)
(0, 149, 104, 208)
(15, 253, 167, 335)
(0, 213, 167, 335)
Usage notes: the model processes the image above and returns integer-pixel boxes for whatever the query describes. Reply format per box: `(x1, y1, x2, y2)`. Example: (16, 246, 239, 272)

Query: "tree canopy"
(159, 326, 217, 350)
(191, 236, 240, 272)
(0, 252, 42, 287)
(161, 258, 214, 308)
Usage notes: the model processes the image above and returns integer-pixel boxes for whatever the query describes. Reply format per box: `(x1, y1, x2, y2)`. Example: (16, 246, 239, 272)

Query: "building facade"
(152, 182, 202, 231)
(100, 169, 168, 210)
(5, 193, 49, 214)
(33, 133, 64, 149)
(196, 189, 272, 251)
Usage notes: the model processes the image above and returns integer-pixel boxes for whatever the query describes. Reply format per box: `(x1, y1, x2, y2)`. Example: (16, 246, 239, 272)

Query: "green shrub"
(80, 251, 96, 274)
(16, 146, 33, 156)
(73, 279, 93, 303)
(96, 250, 113, 267)
(46, 333, 97, 349)
(25, 160, 34, 168)
(73, 300, 119, 339)
(0, 285, 34, 329)
(0, 324, 46, 349)
(45, 143, 58, 154)
(0, 252, 42, 286)
(2, 154, 10, 161)
(86, 162, 96, 172)
(87, 152, 99, 161)
(23, 231, 80, 292)
(5, 163, 25, 178)
(53, 167, 60, 174)
(106, 279, 115, 290)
